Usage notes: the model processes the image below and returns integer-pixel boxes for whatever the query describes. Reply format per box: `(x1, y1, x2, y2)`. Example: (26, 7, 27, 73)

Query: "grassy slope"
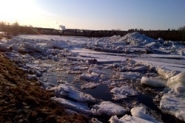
(0, 53, 88, 123)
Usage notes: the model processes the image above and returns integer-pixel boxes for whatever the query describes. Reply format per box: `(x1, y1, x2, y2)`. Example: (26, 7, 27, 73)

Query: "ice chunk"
(167, 72, 185, 88)
(157, 67, 180, 79)
(121, 65, 149, 72)
(160, 92, 185, 121)
(49, 84, 96, 102)
(91, 101, 126, 116)
(109, 115, 156, 123)
(173, 83, 185, 95)
(110, 85, 138, 100)
(81, 82, 100, 89)
(131, 106, 159, 123)
(80, 73, 99, 81)
(118, 72, 142, 80)
(51, 97, 91, 114)
(141, 76, 166, 87)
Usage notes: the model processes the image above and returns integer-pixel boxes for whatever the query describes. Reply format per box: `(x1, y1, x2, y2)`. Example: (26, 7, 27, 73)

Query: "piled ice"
(87, 32, 185, 55)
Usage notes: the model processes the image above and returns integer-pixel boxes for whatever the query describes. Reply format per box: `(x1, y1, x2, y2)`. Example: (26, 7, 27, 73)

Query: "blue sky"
(0, 0, 185, 30)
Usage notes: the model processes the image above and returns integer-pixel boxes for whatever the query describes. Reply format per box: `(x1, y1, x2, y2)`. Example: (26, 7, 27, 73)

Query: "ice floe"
(49, 84, 97, 102)
(109, 106, 159, 123)
(109, 115, 157, 123)
(167, 72, 185, 88)
(157, 67, 180, 79)
(131, 106, 159, 123)
(110, 85, 138, 100)
(51, 97, 91, 114)
(159, 72, 185, 121)
(81, 82, 100, 89)
(91, 101, 126, 116)
(160, 92, 185, 122)
(141, 76, 166, 88)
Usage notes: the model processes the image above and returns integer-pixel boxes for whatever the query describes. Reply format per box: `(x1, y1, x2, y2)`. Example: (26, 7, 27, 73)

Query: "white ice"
(160, 91, 185, 121)
(51, 97, 91, 114)
(110, 85, 138, 100)
(49, 84, 97, 102)
(159, 72, 185, 121)
(131, 106, 159, 123)
(141, 76, 166, 88)
(81, 82, 100, 89)
(91, 101, 126, 116)
(109, 115, 157, 123)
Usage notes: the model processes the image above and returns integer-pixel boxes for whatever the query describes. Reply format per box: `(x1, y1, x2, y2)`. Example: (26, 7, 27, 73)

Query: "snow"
(91, 101, 127, 116)
(110, 85, 138, 100)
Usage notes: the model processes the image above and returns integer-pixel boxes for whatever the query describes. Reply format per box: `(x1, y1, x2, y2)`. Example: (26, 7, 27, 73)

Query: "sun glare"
(0, 0, 42, 23)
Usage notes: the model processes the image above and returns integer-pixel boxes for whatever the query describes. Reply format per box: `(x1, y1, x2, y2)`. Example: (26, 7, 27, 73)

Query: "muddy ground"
(0, 53, 88, 123)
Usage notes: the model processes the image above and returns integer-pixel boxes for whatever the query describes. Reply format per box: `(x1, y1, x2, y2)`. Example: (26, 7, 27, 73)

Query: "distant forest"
(0, 21, 185, 41)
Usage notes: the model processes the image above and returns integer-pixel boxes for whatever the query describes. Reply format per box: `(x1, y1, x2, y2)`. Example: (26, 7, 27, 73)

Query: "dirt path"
(0, 53, 88, 123)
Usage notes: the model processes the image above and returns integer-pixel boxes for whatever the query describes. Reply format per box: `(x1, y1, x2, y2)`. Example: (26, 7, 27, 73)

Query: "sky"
(0, 0, 185, 30)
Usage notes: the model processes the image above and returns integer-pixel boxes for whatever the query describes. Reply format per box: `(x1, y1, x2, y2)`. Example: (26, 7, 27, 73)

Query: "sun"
(0, 0, 41, 23)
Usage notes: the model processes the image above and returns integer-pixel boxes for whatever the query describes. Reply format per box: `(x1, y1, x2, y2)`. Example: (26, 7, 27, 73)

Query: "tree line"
(0, 22, 43, 36)
(0, 21, 185, 41)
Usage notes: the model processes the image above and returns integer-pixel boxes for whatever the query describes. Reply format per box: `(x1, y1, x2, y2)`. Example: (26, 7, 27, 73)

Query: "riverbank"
(0, 53, 88, 123)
